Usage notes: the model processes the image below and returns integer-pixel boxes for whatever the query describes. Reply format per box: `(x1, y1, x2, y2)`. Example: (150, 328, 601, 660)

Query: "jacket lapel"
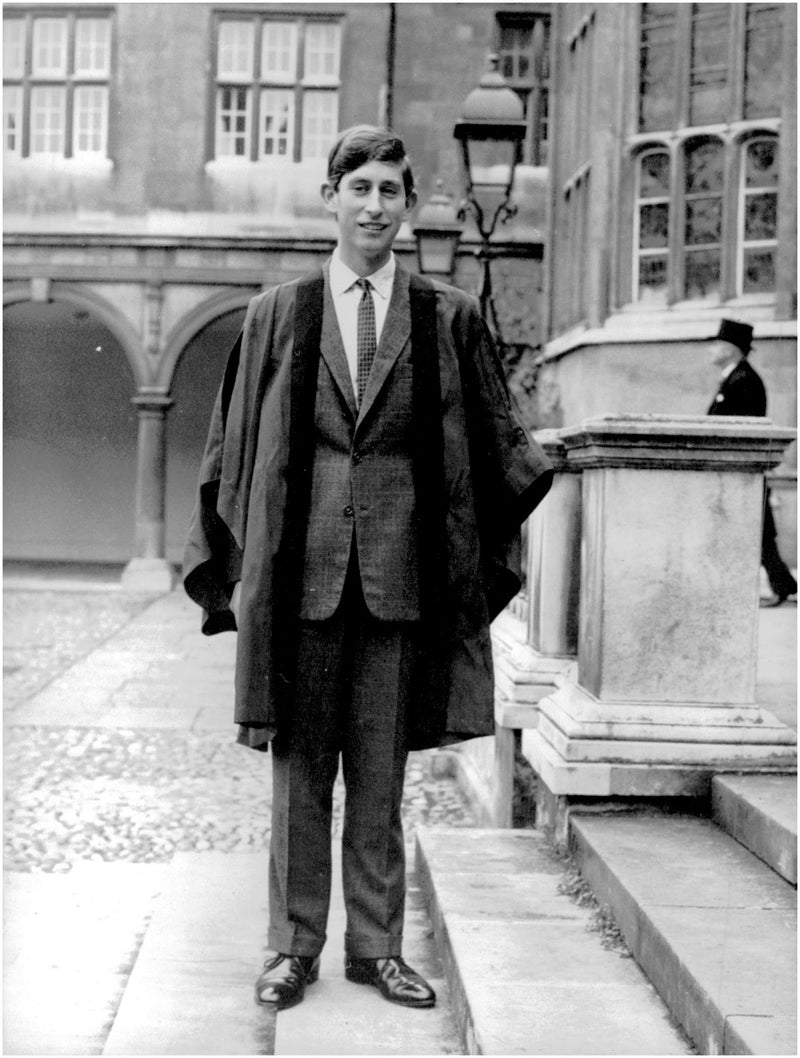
(356, 265, 412, 428)
(319, 265, 358, 421)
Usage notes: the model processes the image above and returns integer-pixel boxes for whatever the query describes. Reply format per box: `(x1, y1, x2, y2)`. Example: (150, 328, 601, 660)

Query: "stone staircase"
(417, 775, 797, 1055)
(571, 775, 796, 1056)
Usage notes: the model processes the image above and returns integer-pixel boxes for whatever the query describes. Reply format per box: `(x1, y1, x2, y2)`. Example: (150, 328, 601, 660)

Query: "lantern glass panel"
(417, 232, 457, 276)
(463, 135, 519, 219)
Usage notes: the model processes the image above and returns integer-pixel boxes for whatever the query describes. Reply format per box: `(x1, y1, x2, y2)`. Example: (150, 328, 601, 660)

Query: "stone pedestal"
(122, 393, 174, 592)
(524, 415, 797, 826)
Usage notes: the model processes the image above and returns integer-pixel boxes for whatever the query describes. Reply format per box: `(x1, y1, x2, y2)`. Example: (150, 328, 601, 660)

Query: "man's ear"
(321, 182, 338, 215)
(404, 190, 418, 217)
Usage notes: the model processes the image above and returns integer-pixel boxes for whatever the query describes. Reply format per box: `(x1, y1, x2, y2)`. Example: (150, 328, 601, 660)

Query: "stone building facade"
(537, 2, 797, 563)
(3, 3, 795, 577)
(3, 2, 549, 577)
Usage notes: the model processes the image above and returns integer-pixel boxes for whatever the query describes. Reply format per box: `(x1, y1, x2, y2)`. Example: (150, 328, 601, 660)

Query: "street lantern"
(454, 53, 527, 348)
(412, 179, 463, 279)
(454, 53, 526, 234)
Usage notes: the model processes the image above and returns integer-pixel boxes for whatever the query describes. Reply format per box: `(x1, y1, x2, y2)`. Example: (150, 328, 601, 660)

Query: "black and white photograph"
(3, 2, 797, 1055)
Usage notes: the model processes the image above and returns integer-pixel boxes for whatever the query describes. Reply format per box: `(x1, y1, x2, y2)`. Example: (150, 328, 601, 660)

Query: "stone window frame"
(210, 10, 342, 165)
(2, 6, 113, 160)
(626, 127, 781, 307)
(624, 2, 786, 309)
(637, 2, 784, 134)
(494, 9, 551, 167)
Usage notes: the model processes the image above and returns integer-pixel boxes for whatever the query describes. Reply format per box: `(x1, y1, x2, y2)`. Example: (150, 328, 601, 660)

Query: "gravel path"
(4, 589, 476, 874)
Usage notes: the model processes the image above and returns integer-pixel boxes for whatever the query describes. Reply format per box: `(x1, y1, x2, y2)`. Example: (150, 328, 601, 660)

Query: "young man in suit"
(184, 126, 553, 1011)
(707, 317, 797, 606)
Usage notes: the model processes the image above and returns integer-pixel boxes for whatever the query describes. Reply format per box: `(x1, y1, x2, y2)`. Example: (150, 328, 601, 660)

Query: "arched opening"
(3, 300, 137, 563)
(166, 309, 245, 565)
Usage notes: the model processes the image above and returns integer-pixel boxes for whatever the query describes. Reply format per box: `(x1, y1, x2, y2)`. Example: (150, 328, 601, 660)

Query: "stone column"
(523, 415, 797, 835)
(122, 392, 175, 592)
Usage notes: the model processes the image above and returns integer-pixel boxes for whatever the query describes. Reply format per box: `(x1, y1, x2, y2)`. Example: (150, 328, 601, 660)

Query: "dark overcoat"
(707, 358, 767, 417)
(184, 264, 553, 750)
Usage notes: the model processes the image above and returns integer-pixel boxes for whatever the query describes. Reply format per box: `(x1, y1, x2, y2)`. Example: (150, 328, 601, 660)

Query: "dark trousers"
(268, 561, 419, 959)
(762, 489, 797, 598)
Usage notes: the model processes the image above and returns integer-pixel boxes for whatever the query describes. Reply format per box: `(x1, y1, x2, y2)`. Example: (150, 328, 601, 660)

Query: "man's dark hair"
(326, 125, 415, 198)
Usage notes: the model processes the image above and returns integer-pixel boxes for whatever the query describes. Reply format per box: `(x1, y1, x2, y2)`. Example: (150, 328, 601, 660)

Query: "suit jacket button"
(352, 453, 362, 465)
(343, 505, 354, 517)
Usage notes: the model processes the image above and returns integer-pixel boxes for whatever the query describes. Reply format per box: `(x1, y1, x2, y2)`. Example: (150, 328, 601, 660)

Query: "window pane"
(745, 4, 783, 118)
(73, 86, 108, 154)
(689, 3, 730, 125)
(640, 203, 669, 248)
(260, 89, 294, 158)
(685, 199, 722, 245)
(3, 86, 23, 154)
(639, 152, 670, 197)
(304, 23, 340, 82)
(684, 248, 720, 298)
(639, 4, 677, 130)
(686, 140, 723, 193)
(30, 86, 66, 154)
(75, 19, 111, 76)
(32, 18, 67, 76)
(745, 139, 779, 189)
(742, 248, 775, 293)
(216, 86, 250, 156)
(744, 192, 777, 242)
(218, 21, 254, 80)
(261, 21, 297, 82)
(498, 17, 549, 165)
(3, 19, 26, 78)
(638, 255, 669, 304)
(302, 91, 337, 159)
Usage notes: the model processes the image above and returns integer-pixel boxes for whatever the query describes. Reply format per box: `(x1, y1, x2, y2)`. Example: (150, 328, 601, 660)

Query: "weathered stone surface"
(417, 827, 690, 1055)
(713, 773, 797, 883)
(572, 813, 797, 1056)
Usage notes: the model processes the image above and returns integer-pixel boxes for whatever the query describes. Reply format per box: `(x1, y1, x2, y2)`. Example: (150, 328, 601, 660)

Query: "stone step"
(415, 827, 692, 1055)
(102, 851, 277, 1055)
(712, 773, 797, 884)
(570, 813, 797, 1056)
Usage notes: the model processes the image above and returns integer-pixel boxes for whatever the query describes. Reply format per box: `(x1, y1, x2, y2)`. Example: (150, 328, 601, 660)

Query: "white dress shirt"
(328, 249, 395, 400)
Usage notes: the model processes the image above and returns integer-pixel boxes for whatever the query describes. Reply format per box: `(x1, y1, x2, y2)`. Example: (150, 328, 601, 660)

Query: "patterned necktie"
(355, 278, 376, 406)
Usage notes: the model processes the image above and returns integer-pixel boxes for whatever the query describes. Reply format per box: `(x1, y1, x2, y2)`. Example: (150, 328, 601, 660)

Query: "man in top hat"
(707, 318, 797, 606)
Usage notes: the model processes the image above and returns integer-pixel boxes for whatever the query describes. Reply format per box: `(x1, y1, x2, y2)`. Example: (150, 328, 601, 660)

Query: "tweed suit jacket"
(300, 269, 420, 621)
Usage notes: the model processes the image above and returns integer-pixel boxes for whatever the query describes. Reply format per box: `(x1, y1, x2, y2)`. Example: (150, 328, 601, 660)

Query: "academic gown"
(183, 265, 553, 750)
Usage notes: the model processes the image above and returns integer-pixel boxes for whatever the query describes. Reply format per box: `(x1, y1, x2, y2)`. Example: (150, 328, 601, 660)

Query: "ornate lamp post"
(412, 179, 463, 279)
(453, 53, 527, 349)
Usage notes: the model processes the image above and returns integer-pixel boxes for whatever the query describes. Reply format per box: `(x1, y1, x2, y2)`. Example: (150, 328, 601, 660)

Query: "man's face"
(321, 159, 416, 274)
(710, 339, 742, 369)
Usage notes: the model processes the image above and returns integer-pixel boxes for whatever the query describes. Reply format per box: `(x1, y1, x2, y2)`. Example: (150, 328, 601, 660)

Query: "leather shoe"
(345, 955, 436, 1008)
(254, 951, 320, 1009)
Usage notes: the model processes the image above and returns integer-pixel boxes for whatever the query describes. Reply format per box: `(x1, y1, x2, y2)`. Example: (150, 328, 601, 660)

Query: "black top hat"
(714, 318, 753, 354)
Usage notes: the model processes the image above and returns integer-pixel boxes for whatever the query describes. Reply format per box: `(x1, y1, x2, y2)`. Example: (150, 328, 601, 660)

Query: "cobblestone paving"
(4, 590, 152, 706)
(4, 590, 476, 874)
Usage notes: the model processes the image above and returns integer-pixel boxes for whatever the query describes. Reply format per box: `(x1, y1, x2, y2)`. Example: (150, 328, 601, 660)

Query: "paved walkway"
(3, 582, 471, 1055)
(3, 577, 796, 1054)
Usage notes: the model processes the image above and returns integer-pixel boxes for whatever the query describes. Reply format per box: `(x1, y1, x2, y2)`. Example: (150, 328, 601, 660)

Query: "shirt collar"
(720, 359, 740, 381)
(329, 248, 396, 301)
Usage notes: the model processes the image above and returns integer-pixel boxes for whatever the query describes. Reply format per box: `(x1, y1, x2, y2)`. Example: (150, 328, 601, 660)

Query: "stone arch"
(3, 283, 141, 562)
(4, 280, 145, 387)
(158, 286, 256, 391)
(162, 292, 251, 563)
